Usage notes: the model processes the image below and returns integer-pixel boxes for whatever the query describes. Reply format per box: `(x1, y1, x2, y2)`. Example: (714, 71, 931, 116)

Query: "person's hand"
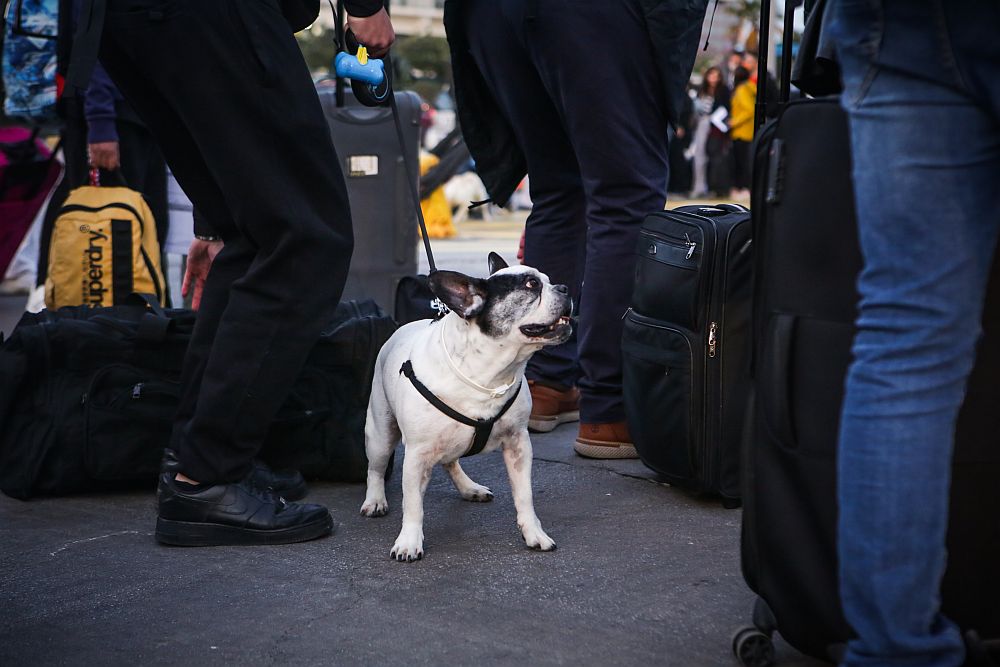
(347, 8, 394, 58)
(88, 141, 120, 170)
(182, 238, 223, 310)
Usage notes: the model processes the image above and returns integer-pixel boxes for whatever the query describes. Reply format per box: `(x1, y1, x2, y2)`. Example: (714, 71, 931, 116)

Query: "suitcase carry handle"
(754, 0, 803, 130)
(760, 313, 796, 447)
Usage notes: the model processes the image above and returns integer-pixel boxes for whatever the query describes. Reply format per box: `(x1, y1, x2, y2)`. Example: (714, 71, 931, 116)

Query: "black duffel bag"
(393, 274, 450, 325)
(0, 295, 193, 499)
(0, 297, 395, 499)
(259, 300, 397, 481)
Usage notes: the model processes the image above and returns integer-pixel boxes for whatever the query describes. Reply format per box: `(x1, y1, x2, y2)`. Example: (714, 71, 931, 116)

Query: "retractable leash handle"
(334, 47, 385, 87)
(335, 30, 393, 107)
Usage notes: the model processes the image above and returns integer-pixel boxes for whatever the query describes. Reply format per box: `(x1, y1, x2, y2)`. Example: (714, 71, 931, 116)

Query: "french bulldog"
(361, 252, 572, 562)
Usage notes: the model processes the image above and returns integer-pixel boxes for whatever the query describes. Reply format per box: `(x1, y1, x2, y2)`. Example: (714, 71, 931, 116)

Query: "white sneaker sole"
(573, 440, 639, 460)
(528, 410, 580, 433)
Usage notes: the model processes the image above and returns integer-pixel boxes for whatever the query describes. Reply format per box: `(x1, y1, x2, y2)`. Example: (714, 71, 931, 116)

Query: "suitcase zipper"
(641, 229, 698, 259)
(708, 322, 718, 358)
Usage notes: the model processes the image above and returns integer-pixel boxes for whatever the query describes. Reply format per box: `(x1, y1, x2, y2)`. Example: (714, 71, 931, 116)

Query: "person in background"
(37, 0, 168, 295)
(831, 1, 1000, 664)
(741, 51, 780, 119)
(688, 65, 731, 198)
(723, 50, 745, 89)
(444, 0, 708, 459)
(728, 66, 754, 199)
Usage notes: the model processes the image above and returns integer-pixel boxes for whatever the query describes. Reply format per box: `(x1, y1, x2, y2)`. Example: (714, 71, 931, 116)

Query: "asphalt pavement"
(0, 210, 825, 666)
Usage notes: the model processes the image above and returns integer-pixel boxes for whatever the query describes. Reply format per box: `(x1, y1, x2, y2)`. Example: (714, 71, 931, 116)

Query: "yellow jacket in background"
(730, 81, 757, 142)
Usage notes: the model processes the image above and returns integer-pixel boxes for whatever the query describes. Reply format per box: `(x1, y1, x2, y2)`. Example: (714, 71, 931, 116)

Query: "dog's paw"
(360, 497, 388, 517)
(521, 524, 557, 552)
(389, 529, 425, 562)
(460, 483, 493, 503)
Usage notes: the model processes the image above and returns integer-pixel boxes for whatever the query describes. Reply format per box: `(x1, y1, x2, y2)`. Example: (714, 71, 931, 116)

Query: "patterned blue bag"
(2, 0, 60, 123)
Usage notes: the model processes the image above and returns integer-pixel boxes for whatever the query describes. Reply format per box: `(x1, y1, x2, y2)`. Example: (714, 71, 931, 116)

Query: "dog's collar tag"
(440, 324, 518, 398)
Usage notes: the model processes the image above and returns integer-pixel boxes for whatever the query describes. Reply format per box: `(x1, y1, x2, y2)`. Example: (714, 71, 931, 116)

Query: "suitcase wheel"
(732, 626, 775, 667)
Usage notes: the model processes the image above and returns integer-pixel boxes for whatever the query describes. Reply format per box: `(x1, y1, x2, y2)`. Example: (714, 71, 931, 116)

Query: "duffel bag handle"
(123, 292, 167, 318)
(123, 293, 172, 343)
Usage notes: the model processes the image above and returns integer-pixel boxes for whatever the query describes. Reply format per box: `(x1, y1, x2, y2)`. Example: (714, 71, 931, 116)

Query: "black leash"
(388, 85, 437, 273)
(400, 360, 522, 457)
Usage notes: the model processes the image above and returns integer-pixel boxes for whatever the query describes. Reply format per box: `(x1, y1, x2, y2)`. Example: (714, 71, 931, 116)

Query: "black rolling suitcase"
(623, 203, 752, 502)
(734, 2, 1000, 664)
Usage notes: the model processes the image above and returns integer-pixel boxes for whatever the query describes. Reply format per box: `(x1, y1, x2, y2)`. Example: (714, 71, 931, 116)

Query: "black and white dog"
(361, 253, 572, 561)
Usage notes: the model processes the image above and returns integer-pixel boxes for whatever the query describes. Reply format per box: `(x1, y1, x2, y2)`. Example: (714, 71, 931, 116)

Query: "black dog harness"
(400, 360, 523, 457)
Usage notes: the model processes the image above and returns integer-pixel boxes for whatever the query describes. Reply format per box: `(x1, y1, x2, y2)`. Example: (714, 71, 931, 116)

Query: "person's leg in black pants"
(464, 0, 669, 457)
(116, 118, 170, 301)
(98, 0, 354, 544)
(115, 119, 168, 245)
(36, 110, 89, 287)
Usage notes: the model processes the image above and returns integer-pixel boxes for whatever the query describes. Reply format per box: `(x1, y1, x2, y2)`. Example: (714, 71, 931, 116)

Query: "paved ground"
(1, 205, 825, 666)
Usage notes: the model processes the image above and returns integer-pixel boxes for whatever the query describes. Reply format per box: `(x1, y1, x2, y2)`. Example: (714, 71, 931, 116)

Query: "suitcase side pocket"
(632, 227, 707, 329)
(623, 310, 698, 482)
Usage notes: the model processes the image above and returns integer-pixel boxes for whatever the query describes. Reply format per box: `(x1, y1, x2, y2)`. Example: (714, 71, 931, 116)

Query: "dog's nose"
(554, 284, 569, 294)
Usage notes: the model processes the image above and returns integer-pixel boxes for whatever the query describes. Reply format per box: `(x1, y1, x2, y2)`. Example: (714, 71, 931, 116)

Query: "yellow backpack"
(45, 185, 165, 309)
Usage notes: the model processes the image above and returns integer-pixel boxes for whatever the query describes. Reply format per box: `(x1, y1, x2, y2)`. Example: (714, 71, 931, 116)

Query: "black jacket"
(443, 0, 709, 207)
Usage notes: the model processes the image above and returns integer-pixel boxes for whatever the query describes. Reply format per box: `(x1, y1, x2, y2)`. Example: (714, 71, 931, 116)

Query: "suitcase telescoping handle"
(753, 0, 802, 131)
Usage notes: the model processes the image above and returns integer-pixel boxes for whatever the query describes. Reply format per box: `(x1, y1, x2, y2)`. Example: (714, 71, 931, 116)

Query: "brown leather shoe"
(528, 381, 580, 433)
(574, 421, 638, 459)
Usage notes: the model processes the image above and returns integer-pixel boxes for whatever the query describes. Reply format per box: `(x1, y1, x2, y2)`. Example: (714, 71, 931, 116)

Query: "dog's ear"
(488, 252, 509, 275)
(428, 270, 489, 319)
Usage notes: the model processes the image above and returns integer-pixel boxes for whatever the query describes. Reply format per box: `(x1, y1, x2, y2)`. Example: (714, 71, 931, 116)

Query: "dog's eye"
(525, 278, 540, 290)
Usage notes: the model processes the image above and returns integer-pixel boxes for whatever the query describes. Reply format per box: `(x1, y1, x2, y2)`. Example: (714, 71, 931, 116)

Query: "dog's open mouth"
(520, 315, 573, 339)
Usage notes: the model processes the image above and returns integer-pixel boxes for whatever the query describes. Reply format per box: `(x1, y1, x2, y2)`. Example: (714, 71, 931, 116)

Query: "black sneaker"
(155, 473, 333, 547)
(250, 460, 308, 501)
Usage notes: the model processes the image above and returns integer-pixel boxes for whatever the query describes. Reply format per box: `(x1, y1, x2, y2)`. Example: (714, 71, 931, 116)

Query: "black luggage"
(258, 300, 397, 482)
(0, 297, 395, 499)
(623, 203, 752, 502)
(735, 2, 1000, 663)
(319, 87, 422, 316)
(0, 296, 195, 499)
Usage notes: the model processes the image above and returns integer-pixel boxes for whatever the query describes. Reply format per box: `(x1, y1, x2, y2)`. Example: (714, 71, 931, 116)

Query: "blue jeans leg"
(832, 1, 1000, 665)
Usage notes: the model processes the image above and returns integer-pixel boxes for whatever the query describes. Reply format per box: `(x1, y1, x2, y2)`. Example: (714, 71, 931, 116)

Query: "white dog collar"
(440, 323, 518, 398)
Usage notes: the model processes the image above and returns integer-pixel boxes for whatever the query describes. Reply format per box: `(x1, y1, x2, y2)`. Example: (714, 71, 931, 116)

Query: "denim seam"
(845, 0, 884, 110)
(931, 0, 973, 100)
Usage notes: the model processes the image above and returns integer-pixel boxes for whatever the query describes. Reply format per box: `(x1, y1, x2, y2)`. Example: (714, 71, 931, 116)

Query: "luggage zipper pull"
(685, 233, 696, 260)
(132, 383, 143, 399)
(708, 322, 718, 358)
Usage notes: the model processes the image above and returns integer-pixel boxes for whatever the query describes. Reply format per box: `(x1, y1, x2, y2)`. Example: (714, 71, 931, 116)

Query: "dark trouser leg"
(467, 0, 668, 422)
(115, 119, 168, 249)
(37, 112, 89, 286)
(464, 0, 586, 390)
(100, 0, 353, 484)
(529, 0, 668, 423)
(115, 119, 170, 302)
